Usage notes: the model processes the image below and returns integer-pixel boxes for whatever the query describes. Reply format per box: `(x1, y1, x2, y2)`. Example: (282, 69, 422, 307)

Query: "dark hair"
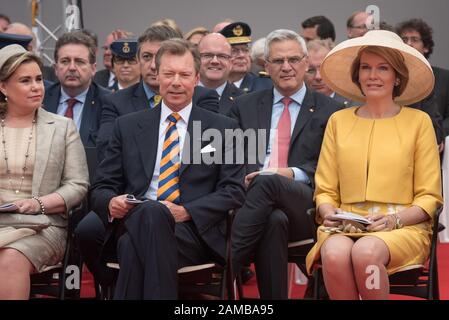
(301, 15, 336, 41)
(0, 52, 43, 114)
(350, 46, 409, 99)
(54, 31, 96, 64)
(0, 13, 10, 24)
(396, 18, 434, 59)
(81, 29, 98, 49)
(138, 25, 183, 53)
(155, 39, 200, 74)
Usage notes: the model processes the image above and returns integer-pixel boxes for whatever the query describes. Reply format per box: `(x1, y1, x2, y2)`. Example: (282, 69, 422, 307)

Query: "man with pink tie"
(230, 29, 342, 299)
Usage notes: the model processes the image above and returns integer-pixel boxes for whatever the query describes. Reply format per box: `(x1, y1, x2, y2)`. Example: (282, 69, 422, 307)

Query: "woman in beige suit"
(0, 44, 89, 299)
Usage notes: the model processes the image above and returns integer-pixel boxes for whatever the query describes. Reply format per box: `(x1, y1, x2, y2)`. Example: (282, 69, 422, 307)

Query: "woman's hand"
(366, 214, 395, 232)
(319, 204, 342, 227)
(13, 198, 41, 214)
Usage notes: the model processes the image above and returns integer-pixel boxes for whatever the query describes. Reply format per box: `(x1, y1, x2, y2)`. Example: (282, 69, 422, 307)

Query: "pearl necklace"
(0, 114, 36, 194)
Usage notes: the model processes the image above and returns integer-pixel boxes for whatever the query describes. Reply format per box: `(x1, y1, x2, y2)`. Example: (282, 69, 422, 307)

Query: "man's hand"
(108, 195, 136, 219)
(13, 198, 41, 214)
(159, 201, 191, 222)
(244, 168, 294, 187)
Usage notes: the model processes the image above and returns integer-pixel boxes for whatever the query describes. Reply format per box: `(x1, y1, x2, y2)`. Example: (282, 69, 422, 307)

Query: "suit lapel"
(290, 88, 316, 146)
(132, 81, 150, 112)
(179, 106, 211, 176)
(134, 107, 161, 180)
(32, 109, 56, 196)
(79, 84, 96, 144)
(257, 90, 274, 151)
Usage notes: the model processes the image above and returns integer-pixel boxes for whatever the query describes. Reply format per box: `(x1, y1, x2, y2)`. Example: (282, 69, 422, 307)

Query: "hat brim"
(228, 36, 251, 45)
(320, 30, 434, 106)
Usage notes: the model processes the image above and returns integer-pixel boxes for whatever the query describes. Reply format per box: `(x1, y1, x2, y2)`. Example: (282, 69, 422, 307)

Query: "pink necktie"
(64, 98, 78, 119)
(269, 97, 292, 168)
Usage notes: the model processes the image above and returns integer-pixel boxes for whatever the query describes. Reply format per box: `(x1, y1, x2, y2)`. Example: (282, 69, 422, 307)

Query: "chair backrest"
(389, 206, 444, 299)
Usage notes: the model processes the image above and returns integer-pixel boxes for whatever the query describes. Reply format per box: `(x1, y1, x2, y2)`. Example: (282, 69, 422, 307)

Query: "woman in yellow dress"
(305, 30, 443, 300)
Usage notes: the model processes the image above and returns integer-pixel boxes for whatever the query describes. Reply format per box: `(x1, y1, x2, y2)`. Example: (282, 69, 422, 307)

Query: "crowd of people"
(0, 10, 445, 300)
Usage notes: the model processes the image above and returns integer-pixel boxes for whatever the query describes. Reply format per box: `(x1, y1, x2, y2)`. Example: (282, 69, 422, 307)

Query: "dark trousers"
(75, 211, 115, 286)
(114, 200, 210, 300)
(231, 174, 314, 299)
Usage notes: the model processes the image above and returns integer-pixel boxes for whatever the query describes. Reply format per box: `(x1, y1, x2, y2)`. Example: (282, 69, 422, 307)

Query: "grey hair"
(250, 37, 266, 61)
(264, 29, 308, 60)
(306, 38, 335, 53)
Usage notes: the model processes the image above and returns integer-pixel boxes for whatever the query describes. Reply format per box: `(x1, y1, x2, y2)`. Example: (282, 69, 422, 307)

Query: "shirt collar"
(142, 81, 156, 101)
(160, 101, 192, 125)
(272, 84, 307, 105)
(198, 81, 227, 98)
(60, 87, 89, 104)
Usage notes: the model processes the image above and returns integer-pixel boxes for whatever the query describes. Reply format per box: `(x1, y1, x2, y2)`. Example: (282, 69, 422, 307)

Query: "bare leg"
(320, 235, 359, 299)
(0, 248, 34, 300)
(351, 236, 390, 300)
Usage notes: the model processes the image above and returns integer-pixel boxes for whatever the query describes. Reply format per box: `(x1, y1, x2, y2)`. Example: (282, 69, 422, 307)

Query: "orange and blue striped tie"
(157, 112, 181, 204)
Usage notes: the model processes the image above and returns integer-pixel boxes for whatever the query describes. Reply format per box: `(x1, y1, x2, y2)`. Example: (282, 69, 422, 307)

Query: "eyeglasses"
(231, 47, 250, 56)
(401, 36, 422, 44)
(113, 57, 138, 65)
(200, 52, 231, 62)
(267, 55, 306, 67)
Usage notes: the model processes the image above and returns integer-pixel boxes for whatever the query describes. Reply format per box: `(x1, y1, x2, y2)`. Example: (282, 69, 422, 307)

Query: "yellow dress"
(305, 107, 443, 275)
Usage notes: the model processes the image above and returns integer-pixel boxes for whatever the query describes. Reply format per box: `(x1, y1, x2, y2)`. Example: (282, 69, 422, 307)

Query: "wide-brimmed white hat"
(320, 30, 434, 105)
(0, 44, 27, 72)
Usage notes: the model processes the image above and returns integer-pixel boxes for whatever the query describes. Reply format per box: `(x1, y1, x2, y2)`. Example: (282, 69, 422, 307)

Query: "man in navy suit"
(90, 39, 245, 299)
(43, 31, 110, 147)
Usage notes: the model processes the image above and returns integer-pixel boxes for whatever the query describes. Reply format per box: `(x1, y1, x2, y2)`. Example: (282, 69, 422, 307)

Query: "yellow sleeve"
(412, 113, 443, 218)
(314, 114, 341, 209)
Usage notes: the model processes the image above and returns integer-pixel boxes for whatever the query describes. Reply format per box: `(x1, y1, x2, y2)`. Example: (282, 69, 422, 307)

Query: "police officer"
(220, 22, 272, 93)
(109, 39, 141, 91)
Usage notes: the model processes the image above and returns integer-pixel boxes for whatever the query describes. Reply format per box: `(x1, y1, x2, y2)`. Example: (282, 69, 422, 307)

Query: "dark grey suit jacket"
(230, 87, 343, 188)
(432, 66, 449, 136)
(239, 72, 273, 93)
(94, 69, 112, 88)
(43, 81, 111, 147)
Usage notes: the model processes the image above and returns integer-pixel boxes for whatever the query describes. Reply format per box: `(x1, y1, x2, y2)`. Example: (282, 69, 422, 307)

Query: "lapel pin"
(309, 107, 315, 112)
(230, 96, 234, 101)
(92, 101, 95, 105)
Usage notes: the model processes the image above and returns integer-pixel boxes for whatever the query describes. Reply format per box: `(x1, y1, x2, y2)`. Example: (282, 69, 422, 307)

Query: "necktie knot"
(282, 97, 292, 107)
(64, 98, 79, 119)
(167, 112, 180, 124)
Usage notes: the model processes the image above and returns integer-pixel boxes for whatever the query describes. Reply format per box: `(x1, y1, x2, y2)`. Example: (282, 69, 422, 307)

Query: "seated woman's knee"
(351, 238, 389, 266)
(0, 249, 31, 274)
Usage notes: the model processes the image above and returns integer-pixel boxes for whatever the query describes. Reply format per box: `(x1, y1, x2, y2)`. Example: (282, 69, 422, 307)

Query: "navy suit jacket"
(91, 105, 245, 261)
(239, 72, 273, 93)
(219, 82, 244, 115)
(230, 87, 343, 188)
(96, 80, 220, 162)
(43, 81, 111, 147)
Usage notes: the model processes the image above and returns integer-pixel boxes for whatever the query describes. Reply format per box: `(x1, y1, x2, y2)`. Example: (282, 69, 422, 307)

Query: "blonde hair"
(0, 51, 43, 115)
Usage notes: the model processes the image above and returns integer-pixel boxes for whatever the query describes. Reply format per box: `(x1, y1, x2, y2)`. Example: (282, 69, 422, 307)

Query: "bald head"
(347, 11, 373, 39)
(5, 22, 36, 51)
(212, 21, 232, 33)
(198, 33, 232, 89)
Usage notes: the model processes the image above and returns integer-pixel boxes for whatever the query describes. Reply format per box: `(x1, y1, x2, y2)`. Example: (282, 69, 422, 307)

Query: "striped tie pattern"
(157, 112, 181, 204)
